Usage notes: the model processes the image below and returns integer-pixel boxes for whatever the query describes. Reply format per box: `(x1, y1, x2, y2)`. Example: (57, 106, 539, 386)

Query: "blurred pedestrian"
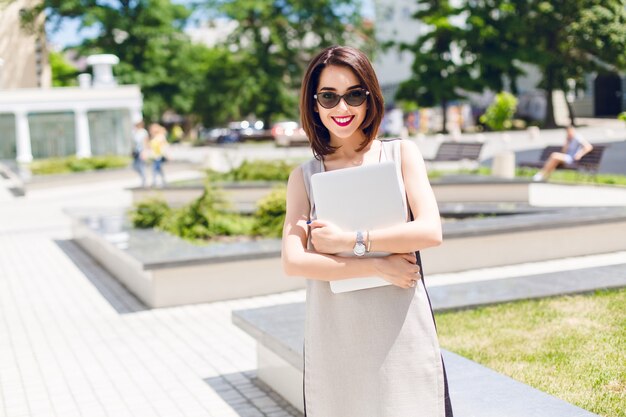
(171, 123, 184, 143)
(148, 123, 168, 187)
(533, 125, 593, 181)
(131, 120, 149, 187)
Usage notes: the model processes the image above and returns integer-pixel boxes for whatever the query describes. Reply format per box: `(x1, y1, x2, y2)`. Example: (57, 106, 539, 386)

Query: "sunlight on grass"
(436, 288, 626, 417)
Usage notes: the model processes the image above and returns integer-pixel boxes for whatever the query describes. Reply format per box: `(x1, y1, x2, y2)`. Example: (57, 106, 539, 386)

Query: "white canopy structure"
(0, 54, 143, 162)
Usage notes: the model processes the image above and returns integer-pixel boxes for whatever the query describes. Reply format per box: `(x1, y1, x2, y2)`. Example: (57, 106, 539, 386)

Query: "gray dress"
(300, 139, 451, 417)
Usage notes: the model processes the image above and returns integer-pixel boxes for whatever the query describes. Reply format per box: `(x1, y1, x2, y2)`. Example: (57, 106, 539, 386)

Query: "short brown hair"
(300, 46, 384, 159)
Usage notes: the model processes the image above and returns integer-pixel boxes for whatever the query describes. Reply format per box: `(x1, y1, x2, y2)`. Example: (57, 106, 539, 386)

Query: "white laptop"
(310, 161, 407, 293)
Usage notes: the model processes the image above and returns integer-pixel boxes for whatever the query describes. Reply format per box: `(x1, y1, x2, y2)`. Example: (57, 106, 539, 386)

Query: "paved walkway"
(0, 233, 306, 417)
(0, 171, 311, 417)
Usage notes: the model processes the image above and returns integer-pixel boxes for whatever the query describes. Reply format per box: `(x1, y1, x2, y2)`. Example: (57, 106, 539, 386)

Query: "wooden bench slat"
(518, 145, 606, 174)
(426, 142, 484, 162)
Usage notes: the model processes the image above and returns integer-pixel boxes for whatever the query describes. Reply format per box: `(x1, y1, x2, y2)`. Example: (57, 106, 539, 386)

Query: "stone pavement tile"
(0, 232, 311, 417)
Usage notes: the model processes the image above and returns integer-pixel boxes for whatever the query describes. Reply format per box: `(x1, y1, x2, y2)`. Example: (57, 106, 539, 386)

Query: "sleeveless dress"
(564, 136, 583, 164)
(300, 138, 453, 417)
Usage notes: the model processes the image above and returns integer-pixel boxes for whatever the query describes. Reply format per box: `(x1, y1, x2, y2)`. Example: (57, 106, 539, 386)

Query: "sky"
(47, 0, 377, 50)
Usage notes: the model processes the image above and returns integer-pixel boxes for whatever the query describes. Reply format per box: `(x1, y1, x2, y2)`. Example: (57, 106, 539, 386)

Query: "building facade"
(0, 54, 143, 162)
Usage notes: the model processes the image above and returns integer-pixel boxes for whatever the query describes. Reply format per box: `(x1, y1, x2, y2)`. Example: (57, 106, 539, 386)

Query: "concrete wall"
(0, 0, 51, 89)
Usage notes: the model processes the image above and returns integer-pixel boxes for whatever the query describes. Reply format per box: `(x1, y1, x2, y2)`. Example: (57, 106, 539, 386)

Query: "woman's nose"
(337, 97, 350, 111)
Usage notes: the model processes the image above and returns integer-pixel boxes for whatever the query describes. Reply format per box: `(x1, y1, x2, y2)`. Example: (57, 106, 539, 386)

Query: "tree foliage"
(480, 92, 518, 131)
(205, 0, 374, 125)
(396, 0, 479, 132)
(48, 51, 78, 87)
(22, 0, 195, 121)
(520, 0, 626, 126)
(399, 0, 626, 128)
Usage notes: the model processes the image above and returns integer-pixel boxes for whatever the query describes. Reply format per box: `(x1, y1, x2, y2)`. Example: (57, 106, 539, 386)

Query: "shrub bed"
(130, 182, 286, 242)
(30, 155, 130, 175)
(205, 159, 297, 182)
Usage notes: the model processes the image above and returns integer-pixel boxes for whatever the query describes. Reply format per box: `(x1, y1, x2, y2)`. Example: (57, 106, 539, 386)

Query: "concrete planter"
(69, 210, 302, 308)
(68, 201, 626, 308)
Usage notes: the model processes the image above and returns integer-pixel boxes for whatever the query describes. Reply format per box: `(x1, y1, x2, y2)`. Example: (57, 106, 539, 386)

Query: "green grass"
(30, 155, 131, 175)
(515, 167, 626, 186)
(430, 166, 626, 187)
(435, 288, 626, 417)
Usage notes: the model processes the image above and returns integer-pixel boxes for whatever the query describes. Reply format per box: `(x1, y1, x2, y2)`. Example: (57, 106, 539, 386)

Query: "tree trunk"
(565, 96, 576, 127)
(562, 81, 576, 126)
(509, 71, 519, 96)
(543, 66, 557, 128)
(441, 99, 448, 133)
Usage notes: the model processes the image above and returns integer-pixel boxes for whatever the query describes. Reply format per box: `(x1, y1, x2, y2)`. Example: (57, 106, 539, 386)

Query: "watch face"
(354, 242, 366, 256)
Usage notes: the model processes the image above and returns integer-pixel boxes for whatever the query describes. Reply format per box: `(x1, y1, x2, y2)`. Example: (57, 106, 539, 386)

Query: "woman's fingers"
(400, 253, 417, 264)
(374, 254, 421, 289)
(308, 219, 328, 229)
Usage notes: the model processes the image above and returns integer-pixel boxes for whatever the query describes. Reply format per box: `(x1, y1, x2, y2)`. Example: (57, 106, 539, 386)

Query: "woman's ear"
(314, 103, 319, 113)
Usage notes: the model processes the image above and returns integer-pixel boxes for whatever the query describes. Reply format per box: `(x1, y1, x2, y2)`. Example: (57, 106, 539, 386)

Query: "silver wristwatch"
(353, 230, 366, 256)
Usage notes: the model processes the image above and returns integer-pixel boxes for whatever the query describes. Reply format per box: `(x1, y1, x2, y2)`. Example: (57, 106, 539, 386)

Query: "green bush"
(130, 182, 290, 242)
(30, 155, 130, 175)
(618, 112, 626, 122)
(480, 92, 518, 131)
(252, 186, 287, 238)
(206, 160, 296, 182)
(130, 198, 171, 229)
(160, 184, 253, 241)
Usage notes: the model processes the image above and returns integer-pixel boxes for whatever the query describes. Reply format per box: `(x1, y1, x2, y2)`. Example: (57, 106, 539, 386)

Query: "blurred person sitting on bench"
(533, 126, 593, 181)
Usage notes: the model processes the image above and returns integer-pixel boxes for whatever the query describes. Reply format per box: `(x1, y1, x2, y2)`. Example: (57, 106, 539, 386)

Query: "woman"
(148, 123, 168, 187)
(532, 126, 593, 181)
(281, 46, 453, 417)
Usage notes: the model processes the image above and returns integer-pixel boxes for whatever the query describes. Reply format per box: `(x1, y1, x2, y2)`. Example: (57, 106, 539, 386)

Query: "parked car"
(198, 127, 238, 144)
(233, 120, 271, 141)
(198, 120, 269, 145)
(272, 121, 308, 147)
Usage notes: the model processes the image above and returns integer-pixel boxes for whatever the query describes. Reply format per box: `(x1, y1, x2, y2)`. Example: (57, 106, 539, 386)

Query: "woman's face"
(315, 65, 368, 143)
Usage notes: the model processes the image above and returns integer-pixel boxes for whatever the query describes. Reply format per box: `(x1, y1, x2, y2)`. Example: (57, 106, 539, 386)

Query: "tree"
(460, 0, 529, 95)
(400, 0, 626, 128)
(49, 51, 78, 87)
(188, 46, 248, 127)
(204, 0, 374, 126)
(459, 0, 626, 127)
(396, 0, 479, 133)
(521, 1, 626, 127)
(21, 0, 195, 121)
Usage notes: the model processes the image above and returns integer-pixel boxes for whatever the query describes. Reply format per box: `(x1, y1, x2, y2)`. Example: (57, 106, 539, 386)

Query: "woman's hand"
(309, 219, 351, 254)
(373, 253, 421, 289)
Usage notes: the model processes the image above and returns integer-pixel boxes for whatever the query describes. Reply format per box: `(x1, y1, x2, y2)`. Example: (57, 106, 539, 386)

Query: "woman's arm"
(309, 140, 442, 254)
(281, 166, 421, 287)
(574, 136, 593, 161)
(369, 140, 442, 252)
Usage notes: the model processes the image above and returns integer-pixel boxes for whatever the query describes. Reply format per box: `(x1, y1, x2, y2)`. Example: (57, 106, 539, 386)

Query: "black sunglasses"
(314, 88, 370, 109)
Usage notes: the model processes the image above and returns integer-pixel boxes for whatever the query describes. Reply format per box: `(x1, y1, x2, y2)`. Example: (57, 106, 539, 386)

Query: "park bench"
(519, 145, 607, 174)
(425, 141, 485, 162)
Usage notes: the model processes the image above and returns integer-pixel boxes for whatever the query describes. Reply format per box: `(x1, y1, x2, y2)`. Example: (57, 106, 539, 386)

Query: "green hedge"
(160, 185, 253, 240)
(251, 186, 287, 238)
(30, 155, 130, 175)
(130, 182, 287, 242)
(206, 159, 297, 182)
(130, 198, 171, 229)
